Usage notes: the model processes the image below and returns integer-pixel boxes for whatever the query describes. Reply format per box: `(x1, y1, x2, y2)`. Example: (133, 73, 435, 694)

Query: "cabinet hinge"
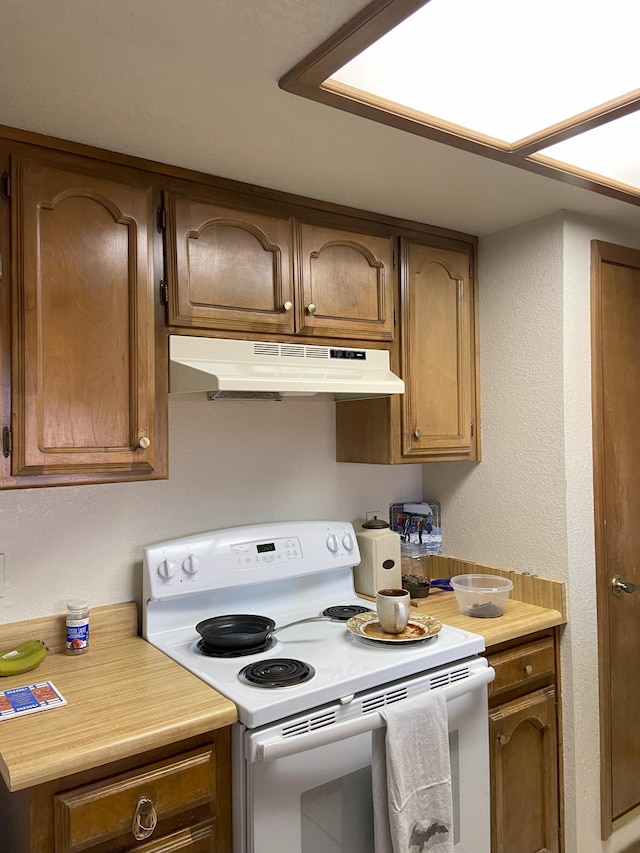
(157, 206, 166, 232)
(393, 250, 397, 268)
(2, 427, 11, 458)
(159, 279, 168, 306)
(1, 172, 10, 202)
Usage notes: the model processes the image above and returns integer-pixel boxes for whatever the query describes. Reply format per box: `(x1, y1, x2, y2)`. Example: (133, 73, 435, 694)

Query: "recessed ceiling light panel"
(328, 0, 640, 145)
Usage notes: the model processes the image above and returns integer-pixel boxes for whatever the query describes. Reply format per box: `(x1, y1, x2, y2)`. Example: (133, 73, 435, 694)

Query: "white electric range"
(142, 520, 493, 853)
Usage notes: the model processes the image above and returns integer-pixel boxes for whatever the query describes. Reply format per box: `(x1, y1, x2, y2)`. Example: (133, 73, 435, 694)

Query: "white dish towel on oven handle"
(372, 690, 453, 853)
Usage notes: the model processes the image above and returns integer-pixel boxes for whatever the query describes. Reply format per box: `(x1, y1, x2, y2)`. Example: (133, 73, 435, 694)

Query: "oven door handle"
(250, 666, 495, 764)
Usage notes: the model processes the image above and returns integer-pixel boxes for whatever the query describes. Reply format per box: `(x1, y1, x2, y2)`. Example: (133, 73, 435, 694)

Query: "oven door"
(234, 659, 493, 853)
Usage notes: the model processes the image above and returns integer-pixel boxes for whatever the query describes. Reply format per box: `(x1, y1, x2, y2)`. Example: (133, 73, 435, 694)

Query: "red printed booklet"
(0, 681, 67, 720)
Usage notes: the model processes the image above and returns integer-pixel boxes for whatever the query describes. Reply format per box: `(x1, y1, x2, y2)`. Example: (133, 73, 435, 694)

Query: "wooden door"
(296, 221, 394, 340)
(490, 687, 559, 853)
(164, 192, 295, 335)
(592, 240, 640, 836)
(400, 239, 477, 457)
(10, 154, 158, 478)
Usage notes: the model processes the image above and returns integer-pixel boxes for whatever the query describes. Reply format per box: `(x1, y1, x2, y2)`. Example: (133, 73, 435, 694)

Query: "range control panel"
(143, 520, 361, 601)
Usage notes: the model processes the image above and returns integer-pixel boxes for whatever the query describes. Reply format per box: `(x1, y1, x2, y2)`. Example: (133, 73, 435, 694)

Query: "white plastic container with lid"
(66, 600, 90, 654)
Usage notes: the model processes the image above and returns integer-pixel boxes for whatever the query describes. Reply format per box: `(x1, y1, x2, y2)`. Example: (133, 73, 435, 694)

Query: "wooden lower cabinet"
(0, 731, 231, 853)
(490, 687, 559, 853)
(488, 634, 561, 853)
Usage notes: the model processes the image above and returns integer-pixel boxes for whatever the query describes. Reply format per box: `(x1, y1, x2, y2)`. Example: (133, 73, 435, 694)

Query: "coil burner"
(322, 604, 372, 621)
(238, 658, 315, 689)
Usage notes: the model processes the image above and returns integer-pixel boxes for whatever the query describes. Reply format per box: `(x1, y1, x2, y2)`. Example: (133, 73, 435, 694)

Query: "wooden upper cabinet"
(164, 192, 295, 335)
(162, 190, 394, 342)
(400, 239, 477, 457)
(335, 237, 479, 464)
(296, 222, 394, 340)
(7, 153, 162, 482)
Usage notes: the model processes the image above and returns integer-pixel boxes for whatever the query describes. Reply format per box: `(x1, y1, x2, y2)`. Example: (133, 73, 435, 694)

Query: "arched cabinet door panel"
(164, 192, 295, 335)
(489, 687, 559, 853)
(296, 222, 395, 341)
(401, 241, 475, 457)
(6, 152, 163, 484)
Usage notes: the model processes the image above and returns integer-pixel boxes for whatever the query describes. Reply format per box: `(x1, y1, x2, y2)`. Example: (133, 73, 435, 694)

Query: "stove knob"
(326, 534, 339, 553)
(157, 559, 176, 580)
(342, 533, 355, 551)
(182, 554, 200, 575)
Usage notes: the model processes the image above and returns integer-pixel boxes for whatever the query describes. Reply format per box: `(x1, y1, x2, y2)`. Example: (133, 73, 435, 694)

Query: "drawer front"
(131, 819, 216, 853)
(54, 747, 216, 853)
(489, 637, 555, 697)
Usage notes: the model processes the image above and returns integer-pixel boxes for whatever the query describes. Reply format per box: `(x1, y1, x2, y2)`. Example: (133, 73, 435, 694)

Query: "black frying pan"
(195, 614, 332, 652)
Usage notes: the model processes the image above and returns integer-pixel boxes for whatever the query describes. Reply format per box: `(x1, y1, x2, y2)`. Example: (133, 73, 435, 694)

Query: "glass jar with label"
(66, 600, 89, 655)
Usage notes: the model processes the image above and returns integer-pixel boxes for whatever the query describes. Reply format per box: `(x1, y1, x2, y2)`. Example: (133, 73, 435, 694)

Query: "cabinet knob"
(283, 301, 293, 311)
(523, 664, 533, 676)
(137, 436, 151, 450)
(413, 428, 422, 438)
(497, 733, 508, 745)
(132, 796, 157, 841)
(307, 303, 317, 315)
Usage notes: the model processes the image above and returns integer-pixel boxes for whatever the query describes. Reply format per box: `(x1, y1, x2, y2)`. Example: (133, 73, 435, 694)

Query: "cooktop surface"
(143, 520, 485, 727)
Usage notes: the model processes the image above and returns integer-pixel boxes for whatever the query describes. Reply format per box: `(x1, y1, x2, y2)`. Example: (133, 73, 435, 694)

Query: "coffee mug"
(376, 587, 411, 634)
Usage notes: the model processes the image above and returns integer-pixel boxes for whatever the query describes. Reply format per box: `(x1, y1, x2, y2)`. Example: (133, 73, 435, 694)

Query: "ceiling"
(2, 0, 639, 237)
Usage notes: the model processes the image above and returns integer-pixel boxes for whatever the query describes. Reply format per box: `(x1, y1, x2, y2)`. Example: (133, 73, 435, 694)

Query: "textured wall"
(0, 398, 421, 622)
(424, 212, 568, 576)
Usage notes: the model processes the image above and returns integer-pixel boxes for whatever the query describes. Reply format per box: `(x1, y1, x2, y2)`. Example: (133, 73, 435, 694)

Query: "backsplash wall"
(0, 398, 421, 622)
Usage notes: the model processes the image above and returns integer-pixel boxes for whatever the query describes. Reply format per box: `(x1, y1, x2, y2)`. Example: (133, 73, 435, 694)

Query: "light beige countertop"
(423, 554, 566, 647)
(406, 590, 565, 647)
(362, 553, 567, 648)
(0, 603, 237, 792)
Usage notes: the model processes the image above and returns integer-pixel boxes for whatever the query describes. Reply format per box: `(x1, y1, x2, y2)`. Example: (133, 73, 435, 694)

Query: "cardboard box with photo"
(390, 501, 442, 556)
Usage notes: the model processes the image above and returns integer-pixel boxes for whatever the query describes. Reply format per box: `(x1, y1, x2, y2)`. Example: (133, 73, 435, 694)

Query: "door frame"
(591, 239, 640, 839)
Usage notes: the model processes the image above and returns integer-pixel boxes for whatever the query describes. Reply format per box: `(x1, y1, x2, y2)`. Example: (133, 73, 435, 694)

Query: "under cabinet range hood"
(169, 336, 404, 400)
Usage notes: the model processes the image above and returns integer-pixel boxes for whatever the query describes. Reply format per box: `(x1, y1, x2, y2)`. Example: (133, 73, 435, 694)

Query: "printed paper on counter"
(0, 681, 67, 720)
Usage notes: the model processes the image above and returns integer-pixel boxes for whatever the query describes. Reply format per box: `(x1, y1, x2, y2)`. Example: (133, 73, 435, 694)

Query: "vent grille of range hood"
(253, 342, 330, 360)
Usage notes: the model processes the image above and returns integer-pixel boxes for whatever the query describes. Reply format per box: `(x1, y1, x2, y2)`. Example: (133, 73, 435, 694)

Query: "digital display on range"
(256, 543, 276, 554)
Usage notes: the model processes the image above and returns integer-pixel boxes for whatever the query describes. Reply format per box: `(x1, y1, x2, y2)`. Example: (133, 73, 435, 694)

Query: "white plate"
(345, 612, 442, 644)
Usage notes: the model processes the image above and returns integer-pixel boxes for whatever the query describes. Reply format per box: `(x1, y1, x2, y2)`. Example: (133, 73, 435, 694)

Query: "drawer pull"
(132, 796, 157, 841)
(524, 664, 533, 676)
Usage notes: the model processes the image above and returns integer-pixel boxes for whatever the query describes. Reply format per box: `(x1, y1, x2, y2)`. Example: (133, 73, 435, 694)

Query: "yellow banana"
(0, 639, 48, 677)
